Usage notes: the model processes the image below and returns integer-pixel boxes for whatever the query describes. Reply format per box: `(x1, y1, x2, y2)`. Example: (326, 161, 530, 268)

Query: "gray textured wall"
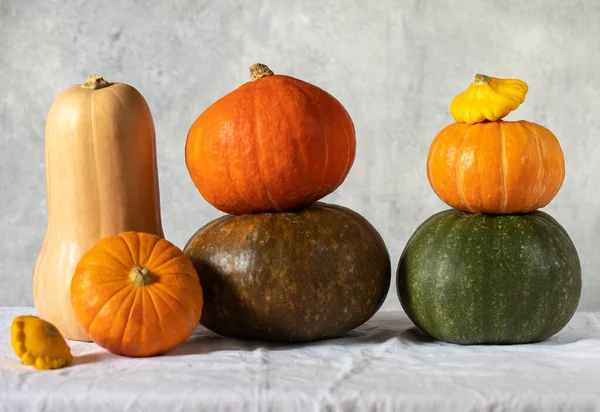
(1, 0, 599, 311)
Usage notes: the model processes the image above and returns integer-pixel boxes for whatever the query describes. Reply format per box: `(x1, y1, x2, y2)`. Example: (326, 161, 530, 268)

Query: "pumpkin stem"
(129, 266, 155, 286)
(474, 74, 491, 86)
(249, 63, 274, 81)
(81, 74, 110, 90)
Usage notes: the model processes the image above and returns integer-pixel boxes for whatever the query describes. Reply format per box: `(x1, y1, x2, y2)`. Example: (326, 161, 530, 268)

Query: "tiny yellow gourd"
(11, 315, 73, 370)
(449, 74, 529, 124)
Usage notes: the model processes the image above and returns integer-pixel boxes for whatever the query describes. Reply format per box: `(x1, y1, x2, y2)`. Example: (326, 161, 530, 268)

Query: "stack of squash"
(183, 63, 391, 341)
(397, 75, 582, 344)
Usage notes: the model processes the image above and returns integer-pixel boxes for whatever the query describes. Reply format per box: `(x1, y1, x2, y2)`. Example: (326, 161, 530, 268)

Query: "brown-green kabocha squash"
(397, 209, 582, 344)
(184, 203, 390, 342)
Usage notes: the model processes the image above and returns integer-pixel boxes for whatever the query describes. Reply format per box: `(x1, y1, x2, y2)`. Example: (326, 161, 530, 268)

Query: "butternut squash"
(33, 75, 164, 341)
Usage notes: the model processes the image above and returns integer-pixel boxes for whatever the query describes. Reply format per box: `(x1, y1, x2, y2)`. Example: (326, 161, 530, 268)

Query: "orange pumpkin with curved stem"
(71, 232, 203, 357)
(185, 63, 356, 215)
(427, 74, 565, 214)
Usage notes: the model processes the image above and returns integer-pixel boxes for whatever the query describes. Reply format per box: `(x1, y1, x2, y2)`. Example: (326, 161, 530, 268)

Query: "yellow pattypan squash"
(450, 74, 529, 124)
(11, 315, 73, 370)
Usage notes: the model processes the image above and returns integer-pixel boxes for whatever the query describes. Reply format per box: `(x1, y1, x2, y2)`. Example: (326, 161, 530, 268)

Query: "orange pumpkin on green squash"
(427, 74, 565, 214)
(71, 232, 203, 357)
(185, 63, 356, 215)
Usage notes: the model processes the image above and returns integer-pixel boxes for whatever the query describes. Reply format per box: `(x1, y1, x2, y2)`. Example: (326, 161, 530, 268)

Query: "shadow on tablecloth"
(167, 311, 432, 356)
(165, 311, 600, 356)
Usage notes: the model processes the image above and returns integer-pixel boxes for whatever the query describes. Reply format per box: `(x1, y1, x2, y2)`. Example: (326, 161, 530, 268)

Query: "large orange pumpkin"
(71, 232, 203, 357)
(185, 63, 356, 215)
(427, 120, 565, 214)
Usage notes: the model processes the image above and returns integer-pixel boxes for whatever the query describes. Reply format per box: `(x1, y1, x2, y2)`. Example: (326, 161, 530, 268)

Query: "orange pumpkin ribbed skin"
(427, 121, 565, 214)
(71, 232, 203, 357)
(185, 73, 356, 215)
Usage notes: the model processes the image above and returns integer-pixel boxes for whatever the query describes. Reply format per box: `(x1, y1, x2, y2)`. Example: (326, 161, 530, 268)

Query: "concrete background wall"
(1, 0, 599, 311)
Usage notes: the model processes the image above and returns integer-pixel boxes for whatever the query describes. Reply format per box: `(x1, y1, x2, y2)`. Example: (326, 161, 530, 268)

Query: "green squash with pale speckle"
(397, 209, 581, 344)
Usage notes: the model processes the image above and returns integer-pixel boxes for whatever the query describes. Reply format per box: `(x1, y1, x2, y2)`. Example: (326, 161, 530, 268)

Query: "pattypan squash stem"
(473, 74, 491, 86)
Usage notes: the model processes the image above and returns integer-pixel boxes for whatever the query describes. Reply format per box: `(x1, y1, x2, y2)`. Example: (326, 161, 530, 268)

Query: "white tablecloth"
(0, 307, 599, 411)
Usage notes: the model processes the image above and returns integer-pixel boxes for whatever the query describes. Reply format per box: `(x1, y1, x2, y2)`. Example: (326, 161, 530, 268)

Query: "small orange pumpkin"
(71, 232, 203, 357)
(185, 63, 356, 215)
(427, 75, 565, 214)
(428, 121, 565, 214)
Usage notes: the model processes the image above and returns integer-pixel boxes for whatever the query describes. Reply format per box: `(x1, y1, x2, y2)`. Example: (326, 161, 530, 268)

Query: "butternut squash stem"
(81, 74, 110, 90)
(249, 63, 274, 81)
(129, 267, 154, 286)
(474, 74, 491, 86)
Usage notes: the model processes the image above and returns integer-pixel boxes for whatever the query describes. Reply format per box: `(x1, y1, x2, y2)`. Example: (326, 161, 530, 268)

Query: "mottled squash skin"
(397, 209, 581, 345)
(184, 203, 390, 342)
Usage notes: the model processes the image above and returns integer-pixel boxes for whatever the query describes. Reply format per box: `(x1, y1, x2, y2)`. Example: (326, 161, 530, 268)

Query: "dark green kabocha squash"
(184, 202, 391, 342)
(397, 209, 581, 344)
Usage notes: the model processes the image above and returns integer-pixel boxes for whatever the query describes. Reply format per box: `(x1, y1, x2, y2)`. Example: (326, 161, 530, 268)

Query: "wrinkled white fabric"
(0, 307, 599, 412)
